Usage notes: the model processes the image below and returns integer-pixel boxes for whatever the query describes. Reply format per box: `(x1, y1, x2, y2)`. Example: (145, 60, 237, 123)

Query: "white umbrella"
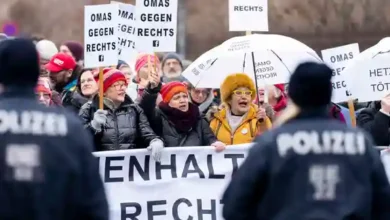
(343, 37, 390, 102)
(183, 34, 322, 89)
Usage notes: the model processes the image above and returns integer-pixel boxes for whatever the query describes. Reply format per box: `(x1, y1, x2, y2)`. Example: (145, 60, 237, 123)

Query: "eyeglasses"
(233, 90, 252, 96)
(192, 89, 210, 96)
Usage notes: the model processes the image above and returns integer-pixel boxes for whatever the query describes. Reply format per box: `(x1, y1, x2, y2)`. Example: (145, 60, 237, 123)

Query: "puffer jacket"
(68, 91, 89, 114)
(79, 95, 158, 151)
(139, 83, 218, 147)
(210, 104, 270, 145)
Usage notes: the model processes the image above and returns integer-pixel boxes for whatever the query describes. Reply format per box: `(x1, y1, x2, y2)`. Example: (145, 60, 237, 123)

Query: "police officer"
(222, 62, 390, 220)
(0, 38, 108, 219)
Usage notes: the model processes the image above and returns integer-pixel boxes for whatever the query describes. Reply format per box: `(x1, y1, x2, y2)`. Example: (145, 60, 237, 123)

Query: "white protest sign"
(135, 0, 178, 52)
(228, 0, 268, 32)
(110, 0, 123, 4)
(116, 3, 138, 63)
(350, 56, 390, 102)
(84, 4, 118, 68)
(94, 145, 250, 220)
(321, 43, 360, 103)
(253, 51, 290, 85)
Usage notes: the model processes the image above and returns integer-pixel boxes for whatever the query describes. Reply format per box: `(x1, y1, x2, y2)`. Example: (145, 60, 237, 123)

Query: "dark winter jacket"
(139, 83, 217, 147)
(79, 95, 158, 151)
(223, 108, 390, 220)
(0, 88, 108, 220)
(357, 101, 390, 146)
(190, 89, 218, 117)
(68, 91, 89, 114)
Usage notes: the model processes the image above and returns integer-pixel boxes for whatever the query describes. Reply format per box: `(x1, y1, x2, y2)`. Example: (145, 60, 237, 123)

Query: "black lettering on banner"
(181, 154, 205, 178)
(121, 202, 141, 220)
(331, 81, 347, 90)
(197, 199, 217, 220)
(147, 200, 167, 219)
(330, 52, 354, 63)
(118, 10, 134, 20)
(104, 156, 124, 183)
(233, 5, 264, 12)
(255, 60, 277, 80)
(369, 67, 390, 77)
(118, 37, 135, 49)
(86, 42, 117, 52)
(137, 28, 174, 37)
(228, 40, 250, 52)
(140, 13, 172, 22)
(88, 27, 114, 37)
(224, 154, 245, 176)
(90, 12, 112, 22)
(371, 82, 390, 92)
(129, 155, 150, 181)
(331, 67, 345, 77)
(207, 155, 224, 179)
(156, 154, 177, 179)
(119, 24, 136, 34)
(172, 198, 193, 220)
(144, 0, 170, 7)
(346, 90, 352, 96)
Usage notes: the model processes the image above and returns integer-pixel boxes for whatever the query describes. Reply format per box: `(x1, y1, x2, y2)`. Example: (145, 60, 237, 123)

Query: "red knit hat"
(35, 78, 52, 97)
(134, 53, 160, 83)
(102, 68, 127, 93)
(160, 81, 188, 103)
(274, 84, 285, 93)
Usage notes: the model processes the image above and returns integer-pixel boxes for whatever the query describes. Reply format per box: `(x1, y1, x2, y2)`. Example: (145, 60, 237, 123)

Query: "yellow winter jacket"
(209, 104, 270, 145)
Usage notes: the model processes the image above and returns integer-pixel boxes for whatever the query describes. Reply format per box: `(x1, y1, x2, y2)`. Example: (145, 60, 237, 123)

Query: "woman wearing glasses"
(79, 68, 163, 154)
(209, 73, 271, 145)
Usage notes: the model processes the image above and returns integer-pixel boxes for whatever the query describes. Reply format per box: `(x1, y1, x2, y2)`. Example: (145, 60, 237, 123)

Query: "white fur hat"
(36, 40, 58, 60)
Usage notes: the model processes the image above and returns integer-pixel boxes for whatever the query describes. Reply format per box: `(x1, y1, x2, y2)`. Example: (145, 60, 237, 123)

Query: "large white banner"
(94, 145, 250, 220)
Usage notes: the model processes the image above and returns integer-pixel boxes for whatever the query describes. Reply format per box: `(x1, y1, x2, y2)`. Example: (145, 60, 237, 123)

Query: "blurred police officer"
(0, 38, 108, 219)
(222, 62, 390, 220)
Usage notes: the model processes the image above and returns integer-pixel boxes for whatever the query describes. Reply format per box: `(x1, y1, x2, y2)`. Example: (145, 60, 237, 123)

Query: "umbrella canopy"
(183, 34, 322, 89)
(343, 37, 390, 102)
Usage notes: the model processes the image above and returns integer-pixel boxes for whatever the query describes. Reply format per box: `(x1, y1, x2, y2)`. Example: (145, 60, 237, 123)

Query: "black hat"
(0, 38, 40, 87)
(288, 62, 333, 108)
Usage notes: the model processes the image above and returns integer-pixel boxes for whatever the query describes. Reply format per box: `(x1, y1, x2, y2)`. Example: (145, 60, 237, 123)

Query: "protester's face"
(229, 87, 252, 115)
(120, 67, 133, 83)
(39, 59, 50, 76)
(36, 92, 51, 106)
(190, 88, 210, 104)
(163, 58, 182, 77)
(105, 80, 127, 102)
(59, 45, 74, 59)
(169, 92, 189, 112)
(80, 71, 98, 97)
(49, 69, 72, 87)
(139, 63, 155, 80)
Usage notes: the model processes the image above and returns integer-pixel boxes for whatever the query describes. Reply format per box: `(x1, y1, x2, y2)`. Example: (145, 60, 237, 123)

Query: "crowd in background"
(1, 32, 389, 160)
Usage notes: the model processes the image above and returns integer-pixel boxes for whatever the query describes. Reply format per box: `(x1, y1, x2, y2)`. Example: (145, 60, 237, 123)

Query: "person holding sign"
(209, 73, 271, 145)
(222, 62, 390, 220)
(79, 68, 164, 161)
(139, 72, 225, 150)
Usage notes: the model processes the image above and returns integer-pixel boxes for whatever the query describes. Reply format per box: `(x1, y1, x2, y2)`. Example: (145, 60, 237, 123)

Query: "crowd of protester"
(1, 32, 387, 160)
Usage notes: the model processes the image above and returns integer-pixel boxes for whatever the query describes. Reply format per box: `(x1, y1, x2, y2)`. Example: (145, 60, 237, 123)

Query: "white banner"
(116, 3, 138, 63)
(84, 4, 119, 68)
(135, 0, 178, 52)
(228, 0, 268, 32)
(94, 145, 250, 220)
(321, 43, 360, 103)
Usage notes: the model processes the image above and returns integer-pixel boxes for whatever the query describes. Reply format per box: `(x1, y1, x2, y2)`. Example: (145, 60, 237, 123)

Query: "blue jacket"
(0, 89, 108, 220)
(222, 108, 390, 220)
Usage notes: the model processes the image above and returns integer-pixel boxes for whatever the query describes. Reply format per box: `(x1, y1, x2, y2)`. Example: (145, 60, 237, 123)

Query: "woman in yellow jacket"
(210, 73, 271, 145)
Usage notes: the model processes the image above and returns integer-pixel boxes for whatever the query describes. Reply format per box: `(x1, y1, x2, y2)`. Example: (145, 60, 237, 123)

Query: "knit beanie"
(36, 78, 52, 97)
(102, 68, 127, 93)
(288, 62, 333, 108)
(220, 73, 256, 103)
(36, 39, 58, 60)
(134, 53, 160, 82)
(162, 53, 183, 69)
(63, 41, 84, 62)
(160, 81, 188, 103)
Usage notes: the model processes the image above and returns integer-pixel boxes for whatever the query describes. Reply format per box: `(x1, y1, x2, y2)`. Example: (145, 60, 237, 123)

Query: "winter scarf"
(158, 102, 200, 133)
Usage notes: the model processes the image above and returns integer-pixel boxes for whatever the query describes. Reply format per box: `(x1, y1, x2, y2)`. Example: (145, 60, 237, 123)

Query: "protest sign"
(116, 3, 138, 63)
(228, 0, 268, 32)
(253, 51, 290, 85)
(135, 0, 178, 52)
(321, 43, 360, 103)
(84, 4, 118, 68)
(94, 145, 250, 220)
(349, 55, 390, 102)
